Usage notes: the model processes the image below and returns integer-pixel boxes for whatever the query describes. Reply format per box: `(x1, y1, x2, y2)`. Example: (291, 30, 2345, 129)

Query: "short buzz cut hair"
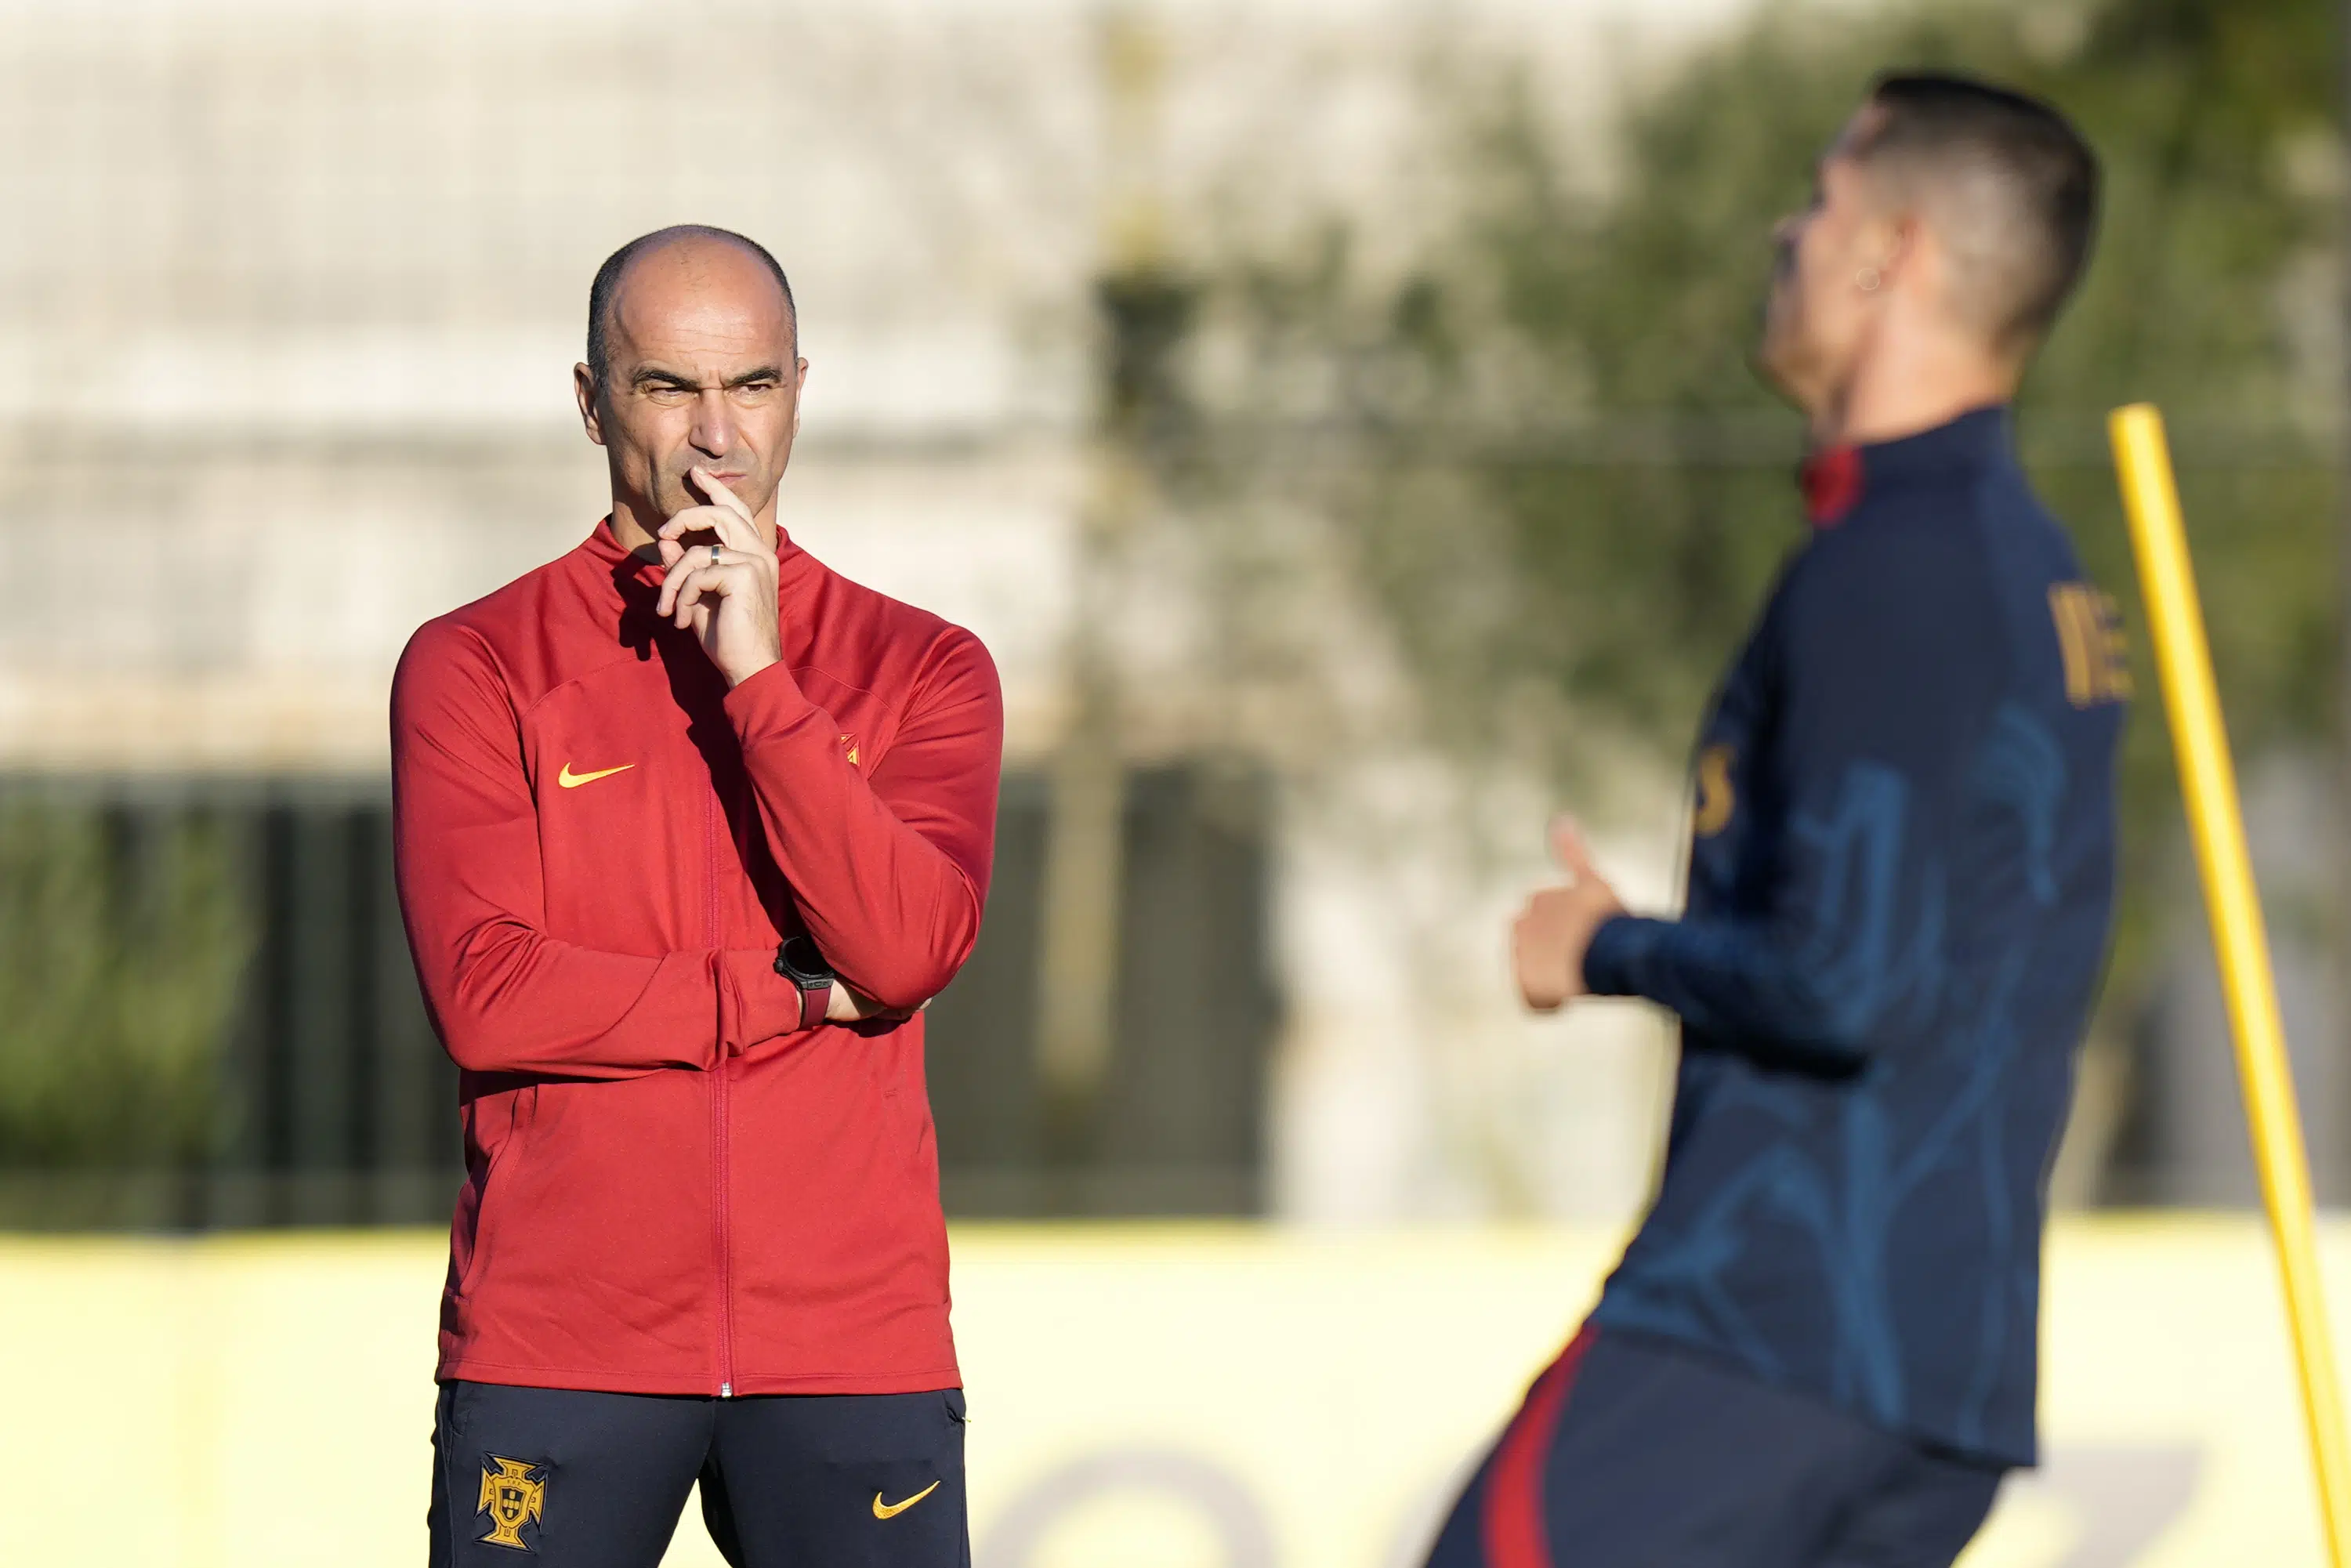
(585, 224, 799, 389)
(1851, 71, 2100, 353)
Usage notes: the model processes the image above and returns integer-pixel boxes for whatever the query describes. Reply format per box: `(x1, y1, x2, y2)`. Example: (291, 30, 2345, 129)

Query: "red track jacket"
(392, 519, 1002, 1396)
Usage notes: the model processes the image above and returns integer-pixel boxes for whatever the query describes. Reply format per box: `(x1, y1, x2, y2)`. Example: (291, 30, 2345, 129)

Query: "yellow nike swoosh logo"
(871, 1480, 940, 1519)
(556, 762, 634, 789)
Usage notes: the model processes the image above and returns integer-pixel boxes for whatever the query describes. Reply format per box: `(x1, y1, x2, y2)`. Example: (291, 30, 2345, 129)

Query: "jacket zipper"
(707, 786, 735, 1399)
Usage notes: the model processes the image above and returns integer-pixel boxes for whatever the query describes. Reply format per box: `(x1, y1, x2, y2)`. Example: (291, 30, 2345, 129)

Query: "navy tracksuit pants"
(428, 1382, 968, 1567)
(1425, 1329, 2004, 1568)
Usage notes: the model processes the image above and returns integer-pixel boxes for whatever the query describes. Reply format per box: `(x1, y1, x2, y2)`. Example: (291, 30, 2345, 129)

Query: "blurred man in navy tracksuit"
(1433, 74, 2121, 1568)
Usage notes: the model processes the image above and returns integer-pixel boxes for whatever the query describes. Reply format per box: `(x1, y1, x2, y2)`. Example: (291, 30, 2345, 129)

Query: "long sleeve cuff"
(720, 947, 816, 1048)
(723, 659, 824, 745)
(1583, 914, 1670, 998)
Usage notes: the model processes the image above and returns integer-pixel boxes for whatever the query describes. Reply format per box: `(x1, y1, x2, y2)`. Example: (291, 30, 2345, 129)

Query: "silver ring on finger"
(709, 544, 723, 567)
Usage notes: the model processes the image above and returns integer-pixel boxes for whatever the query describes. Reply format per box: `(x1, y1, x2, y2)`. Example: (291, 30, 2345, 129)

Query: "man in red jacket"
(395, 224, 1002, 1566)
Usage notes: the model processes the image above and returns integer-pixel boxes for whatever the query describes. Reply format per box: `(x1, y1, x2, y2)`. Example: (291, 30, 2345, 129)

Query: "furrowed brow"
(723, 364, 788, 389)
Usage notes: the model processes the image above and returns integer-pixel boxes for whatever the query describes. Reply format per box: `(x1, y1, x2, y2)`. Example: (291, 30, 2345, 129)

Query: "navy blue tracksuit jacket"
(1581, 404, 2126, 1467)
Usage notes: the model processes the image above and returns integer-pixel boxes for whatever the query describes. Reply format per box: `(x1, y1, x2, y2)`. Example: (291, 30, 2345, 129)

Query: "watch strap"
(797, 976, 830, 1031)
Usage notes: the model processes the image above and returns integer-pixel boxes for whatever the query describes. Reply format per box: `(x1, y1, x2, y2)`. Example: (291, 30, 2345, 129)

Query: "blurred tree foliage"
(1179, 0, 2342, 1014)
(0, 801, 252, 1166)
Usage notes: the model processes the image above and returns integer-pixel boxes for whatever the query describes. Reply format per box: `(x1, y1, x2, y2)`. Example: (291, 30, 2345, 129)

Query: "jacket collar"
(581, 513, 817, 596)
(1799, 403, 2012, 527)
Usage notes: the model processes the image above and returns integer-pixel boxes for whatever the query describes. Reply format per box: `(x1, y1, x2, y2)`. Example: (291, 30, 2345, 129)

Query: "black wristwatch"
(774, 935, 835, 1030)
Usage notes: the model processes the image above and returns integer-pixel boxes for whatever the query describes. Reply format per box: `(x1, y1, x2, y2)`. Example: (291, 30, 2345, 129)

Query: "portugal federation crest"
(476, 1455, 547, 1551)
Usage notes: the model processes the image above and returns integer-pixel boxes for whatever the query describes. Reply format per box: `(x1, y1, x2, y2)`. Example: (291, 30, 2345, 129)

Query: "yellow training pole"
(2110, 402, 2351, 1564)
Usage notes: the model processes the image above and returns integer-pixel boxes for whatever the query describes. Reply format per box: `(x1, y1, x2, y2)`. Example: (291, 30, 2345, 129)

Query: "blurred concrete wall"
(0, 0, 1103, 769)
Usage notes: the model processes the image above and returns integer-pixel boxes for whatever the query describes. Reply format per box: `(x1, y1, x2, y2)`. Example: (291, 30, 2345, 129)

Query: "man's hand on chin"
(653, 466, 784, 686)
(1512, 815, 1626, 1012)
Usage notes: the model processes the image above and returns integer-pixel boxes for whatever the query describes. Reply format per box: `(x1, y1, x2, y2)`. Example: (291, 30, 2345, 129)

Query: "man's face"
(578, 241, 806, 531)
(1758, 107, 1897, 417)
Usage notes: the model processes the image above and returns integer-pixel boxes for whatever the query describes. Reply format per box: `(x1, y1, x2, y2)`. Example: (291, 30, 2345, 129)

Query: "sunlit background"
(1, 0, 2347, 1562)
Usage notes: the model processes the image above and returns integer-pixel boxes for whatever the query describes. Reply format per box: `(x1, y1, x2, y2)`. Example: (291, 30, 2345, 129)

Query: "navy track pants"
(1424, 1328, 2003, 1568)
(428, 1381, 968, 1567)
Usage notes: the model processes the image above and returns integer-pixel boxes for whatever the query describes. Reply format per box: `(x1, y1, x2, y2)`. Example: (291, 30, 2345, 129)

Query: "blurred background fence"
(0, 0, 2346, 1233)
(0, 765, 1276, 1227)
